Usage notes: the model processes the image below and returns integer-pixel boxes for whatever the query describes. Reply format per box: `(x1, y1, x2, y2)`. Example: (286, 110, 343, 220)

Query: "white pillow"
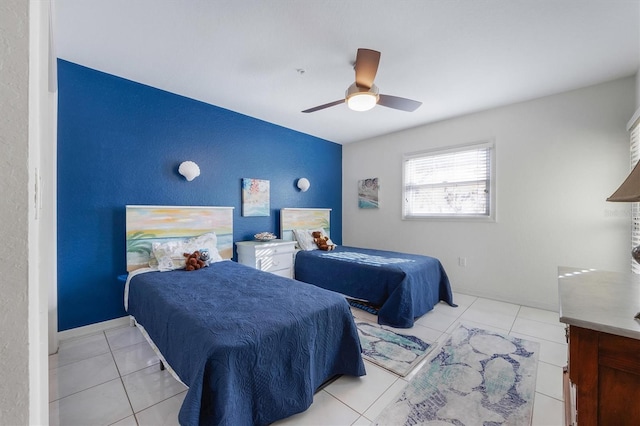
(152, 232, 223, 271)
(293, 228, 335, 251)
(292, 229, 316, 251)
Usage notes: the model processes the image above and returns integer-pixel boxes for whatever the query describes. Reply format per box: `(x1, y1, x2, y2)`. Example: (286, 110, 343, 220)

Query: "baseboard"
(452, 286, 558, 312)
(58, 316, 131, 341)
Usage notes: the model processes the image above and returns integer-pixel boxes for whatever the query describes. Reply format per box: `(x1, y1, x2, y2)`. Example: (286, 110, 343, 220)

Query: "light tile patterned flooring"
(49, 293, 566, 425)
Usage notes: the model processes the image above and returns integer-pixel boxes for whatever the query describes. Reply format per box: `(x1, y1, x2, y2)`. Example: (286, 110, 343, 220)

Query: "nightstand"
(236, 240, 297, 278)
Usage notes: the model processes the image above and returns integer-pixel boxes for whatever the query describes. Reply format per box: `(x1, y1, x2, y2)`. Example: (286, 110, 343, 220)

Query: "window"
(403, 141, 495, 220)
(629, 120, 640, 274)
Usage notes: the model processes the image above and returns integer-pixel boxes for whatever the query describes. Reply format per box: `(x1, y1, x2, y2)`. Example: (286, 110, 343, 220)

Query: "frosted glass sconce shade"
(297, 178, 310, 192)
(346, 83, 379, 112)
(178, 161, 200, 181)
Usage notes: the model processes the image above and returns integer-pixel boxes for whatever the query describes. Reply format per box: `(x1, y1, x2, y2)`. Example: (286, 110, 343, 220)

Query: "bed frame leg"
(160, 361, 165, 371)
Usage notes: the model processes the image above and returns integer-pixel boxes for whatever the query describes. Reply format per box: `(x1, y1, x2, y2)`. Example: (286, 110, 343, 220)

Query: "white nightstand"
(236, 240, 297, 278)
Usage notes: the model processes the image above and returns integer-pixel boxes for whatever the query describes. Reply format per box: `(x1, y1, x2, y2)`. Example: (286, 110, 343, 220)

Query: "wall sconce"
(178, 161, 200, 181)
(297, 177, 310, 192)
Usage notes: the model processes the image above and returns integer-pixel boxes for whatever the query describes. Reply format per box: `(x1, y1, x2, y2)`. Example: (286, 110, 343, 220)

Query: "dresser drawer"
(258, 252, 293, 273)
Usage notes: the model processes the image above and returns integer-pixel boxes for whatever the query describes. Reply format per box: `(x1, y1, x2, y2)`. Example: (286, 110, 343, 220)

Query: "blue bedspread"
(126, 261, 365, 426)
(295, 246, 455, 328)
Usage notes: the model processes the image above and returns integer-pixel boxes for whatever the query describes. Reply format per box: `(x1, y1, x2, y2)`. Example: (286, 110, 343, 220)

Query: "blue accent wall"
(57, 60, 342, 331)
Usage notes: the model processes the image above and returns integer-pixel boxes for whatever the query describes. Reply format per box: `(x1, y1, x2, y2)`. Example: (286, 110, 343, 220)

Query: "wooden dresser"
(559, 267, 640, 426)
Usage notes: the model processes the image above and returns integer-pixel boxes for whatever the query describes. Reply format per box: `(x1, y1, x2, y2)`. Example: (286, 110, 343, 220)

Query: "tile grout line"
(358, 375, 402, 419)
(104, 330, 139, 425)
(106, 328, 188, 423)
(320, 389, 371, 420)
(49, 377, 124, 405)
(510, 305, 523, 334)
(49, 344, 120, 403)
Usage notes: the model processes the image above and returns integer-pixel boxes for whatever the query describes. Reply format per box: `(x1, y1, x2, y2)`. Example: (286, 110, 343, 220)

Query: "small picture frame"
(358, 178, 379, 209)
(242, 178, 270, 216)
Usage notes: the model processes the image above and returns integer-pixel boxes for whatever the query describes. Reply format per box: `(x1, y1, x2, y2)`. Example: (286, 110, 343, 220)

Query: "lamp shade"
(607, 160, 640, 202)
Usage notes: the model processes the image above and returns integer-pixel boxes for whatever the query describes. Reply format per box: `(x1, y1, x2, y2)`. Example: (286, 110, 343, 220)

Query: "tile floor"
(49, 293, 567, 425)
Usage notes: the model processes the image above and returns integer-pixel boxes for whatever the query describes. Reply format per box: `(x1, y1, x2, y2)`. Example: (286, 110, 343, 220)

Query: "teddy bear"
(312, 231, 335, 251)
(183, 250, 207, 271)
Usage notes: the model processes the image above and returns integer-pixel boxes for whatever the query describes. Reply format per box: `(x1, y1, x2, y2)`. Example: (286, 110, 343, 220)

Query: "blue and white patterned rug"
(373, 323, 540, 425)
(356, 321, 433, 377)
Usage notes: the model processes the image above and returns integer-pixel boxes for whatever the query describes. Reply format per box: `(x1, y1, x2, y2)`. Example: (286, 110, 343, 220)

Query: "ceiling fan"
(302, 48, 422, 114)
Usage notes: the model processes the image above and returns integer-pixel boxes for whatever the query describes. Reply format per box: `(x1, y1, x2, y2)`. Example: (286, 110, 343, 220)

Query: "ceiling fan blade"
(301, 99, 345, 113)
(354, 48, 381, 89)
(378, 94, 422, 112)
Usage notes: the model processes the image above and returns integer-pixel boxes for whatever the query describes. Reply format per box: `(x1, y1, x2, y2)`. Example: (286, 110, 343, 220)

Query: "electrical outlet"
(458, 257, 467, 267)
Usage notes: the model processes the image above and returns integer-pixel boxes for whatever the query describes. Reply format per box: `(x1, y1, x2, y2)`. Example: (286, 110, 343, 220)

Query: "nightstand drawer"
(270, 268, 293, 278)
(258, 253, 292, 273)
(254, 246, 292, 258)
(235, 239, 296, 278)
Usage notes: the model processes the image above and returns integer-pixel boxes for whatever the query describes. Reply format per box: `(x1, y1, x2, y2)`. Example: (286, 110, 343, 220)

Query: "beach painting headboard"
(280, 208, 331, 242)
(126, 205, 234, 271)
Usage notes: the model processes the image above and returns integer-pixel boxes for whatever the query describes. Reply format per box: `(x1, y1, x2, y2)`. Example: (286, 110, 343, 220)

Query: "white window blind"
(403, 141, 495, 220)
(630, 122, 640, 274)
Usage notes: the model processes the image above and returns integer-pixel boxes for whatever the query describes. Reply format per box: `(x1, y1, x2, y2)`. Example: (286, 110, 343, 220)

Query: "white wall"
(635, 69, 640, 109)
(343, 77, 635, 311)
(0, 0, 31, 424)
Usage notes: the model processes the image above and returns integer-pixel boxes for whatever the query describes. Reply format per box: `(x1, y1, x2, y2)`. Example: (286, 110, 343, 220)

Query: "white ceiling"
(54, 0, 640, 144)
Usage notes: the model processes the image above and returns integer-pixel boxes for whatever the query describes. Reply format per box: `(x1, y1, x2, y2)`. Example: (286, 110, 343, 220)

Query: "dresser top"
(558, 266, 640, 340)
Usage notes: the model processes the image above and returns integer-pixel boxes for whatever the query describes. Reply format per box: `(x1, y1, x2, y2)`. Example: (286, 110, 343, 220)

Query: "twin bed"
(124, 205, 454, 425)
(124, 206, 364, 425)
(280, 208, 455, 328)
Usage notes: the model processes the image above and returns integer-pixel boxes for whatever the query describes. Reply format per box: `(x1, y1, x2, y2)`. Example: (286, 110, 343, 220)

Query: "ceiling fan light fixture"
(346, 83, 379, 112)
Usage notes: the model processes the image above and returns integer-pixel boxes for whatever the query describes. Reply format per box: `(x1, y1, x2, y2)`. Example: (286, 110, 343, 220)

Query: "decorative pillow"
(292, 229, 316, 251)
(151, 240, 184, 271)
(293, 228, 335, 251)
(152, 232, 223, 271)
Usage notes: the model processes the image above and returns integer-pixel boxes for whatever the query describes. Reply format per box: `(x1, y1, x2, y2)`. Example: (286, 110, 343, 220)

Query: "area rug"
(348, 298, 380, 315)
(356, 321, 433, 377)
(373, 323, 540, 425)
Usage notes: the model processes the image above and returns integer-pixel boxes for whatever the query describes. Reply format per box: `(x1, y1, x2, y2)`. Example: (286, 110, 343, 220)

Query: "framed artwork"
(358, 178, 379, 209)
(242, 178, 270, 216)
